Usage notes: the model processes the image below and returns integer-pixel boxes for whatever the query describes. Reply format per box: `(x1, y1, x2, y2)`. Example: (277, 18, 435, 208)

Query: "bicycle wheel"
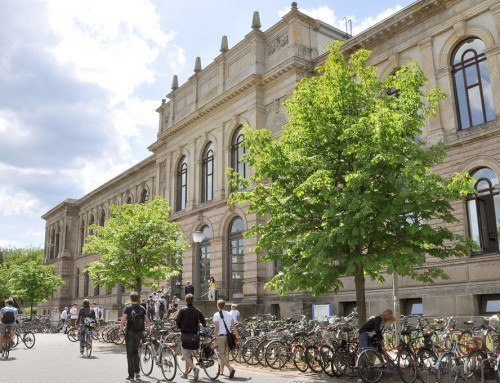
(436, 352, 456, 383)
(67, 327, 79, 342)
(229, 338, 241, 363)
(305, 345, 324, 373)
(383, 329, 397, 351)
(200, 345, 220, 380)
(321, 344, 341, 377)
(335, 347, 357, 377)
(358, 348, 384, 383)
(265, 341, 289, 370)
(2, 336, 10, 359)
(160, 346, 177, 381)
(241, 338, 259, 365)
(255, 339, 269, 367)
(9, 332, 20, 348)
(457, 330, 471, 355)
(85, 337, 92, 357)
(397, 348, 417, 383)
(417, 348, 437, 383)
(140, 344, 154, 376)
(468, 350, 493, 380)
(23, 330, 36, 349)
(292, 345, 309, 372)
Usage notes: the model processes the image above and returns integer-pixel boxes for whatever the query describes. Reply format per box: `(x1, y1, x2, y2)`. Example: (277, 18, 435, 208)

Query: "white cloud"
(0, 187, 47, 217)
(168, 45, 187, 73)
(351, 6, 403, 35)
(45, 0, 175, 103)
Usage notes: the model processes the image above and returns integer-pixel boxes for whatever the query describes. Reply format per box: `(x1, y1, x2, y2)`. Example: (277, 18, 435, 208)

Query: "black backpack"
(159, 300, 165, 311)
(129, 305, 145, 332)
(1, 307, 15, 324)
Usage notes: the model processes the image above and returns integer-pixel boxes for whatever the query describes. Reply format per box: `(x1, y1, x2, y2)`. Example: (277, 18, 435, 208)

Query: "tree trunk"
(30, 301, 34, 320)
(135, 277, 142, 296)
(355, 263, 367, 325)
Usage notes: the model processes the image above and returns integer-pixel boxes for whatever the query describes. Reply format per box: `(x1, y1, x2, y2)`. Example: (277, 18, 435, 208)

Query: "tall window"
(202, 143, 214, 202)
(231, 126, 246, 188)
(176, 156, 188, 211)
(452, 38, 495, 130)
(84, 271, 90, 297)
(126, 196, 133, 204)
(467, 167, 500, 254)
(140, 189, 149, 203)
(228, 217, 245, 299)
(99, 210, 105, 226)
(80, 219, 85, 253)
(76, 268, 80, 298)
(199, 226, 212, 299)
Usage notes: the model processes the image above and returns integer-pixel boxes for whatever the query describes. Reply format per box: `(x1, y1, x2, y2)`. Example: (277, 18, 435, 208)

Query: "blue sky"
(0, 0, 415, 249)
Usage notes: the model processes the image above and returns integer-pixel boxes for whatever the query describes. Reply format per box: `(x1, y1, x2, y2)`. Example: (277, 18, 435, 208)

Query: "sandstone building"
(42, 0, 500, 319)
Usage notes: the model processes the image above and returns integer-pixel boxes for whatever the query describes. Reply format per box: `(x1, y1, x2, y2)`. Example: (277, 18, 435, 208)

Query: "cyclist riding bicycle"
(77, 299, 96, 355)
(0, 299, 18, 353)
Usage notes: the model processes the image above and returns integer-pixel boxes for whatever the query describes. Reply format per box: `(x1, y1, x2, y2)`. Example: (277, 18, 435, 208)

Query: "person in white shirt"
(213, 300, 240, 378)
(91, 302, 100, 321)
(60, 307, 68, 333)
(229, 304, 240, 325)
(69, 303, 79, 327)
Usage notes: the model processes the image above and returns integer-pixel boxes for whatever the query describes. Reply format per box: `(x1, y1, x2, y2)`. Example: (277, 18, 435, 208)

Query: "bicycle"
(81, 321, 96, 357)
(139, 330, 177, 381)
(357, 335, 417, 383)
(10, 327, 36, 349)
(176, 336, 221, 380)
(1, 325, 14, 360)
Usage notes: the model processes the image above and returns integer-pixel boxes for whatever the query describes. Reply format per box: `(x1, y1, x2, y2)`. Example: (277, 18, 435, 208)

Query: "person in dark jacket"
(184, 281, 194, 297)
(77, 299, 96, 355)
(176, 294, 206, 381)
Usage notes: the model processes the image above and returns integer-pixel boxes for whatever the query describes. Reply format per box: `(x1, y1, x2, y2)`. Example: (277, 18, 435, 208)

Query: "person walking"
(229, 304, 240, 325)
(157, 294, 167, 320)
(213, 299, 240, 378)
(118, 292, 152, 380)
(60, 306, 68, 333)
(146, 294, 155, 322)
(208, 276, 216, 301)
(176, 293, 206, 381)
(77, 299, 95, 355)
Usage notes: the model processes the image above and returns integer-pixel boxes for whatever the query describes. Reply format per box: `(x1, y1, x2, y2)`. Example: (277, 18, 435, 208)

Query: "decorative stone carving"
(296, 44, 312, 58)
(267, 34, 289, 56)
(265, 96, 289, 129)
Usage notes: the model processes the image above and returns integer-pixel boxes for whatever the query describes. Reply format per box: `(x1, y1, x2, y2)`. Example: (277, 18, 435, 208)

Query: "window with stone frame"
(452, 38, 495, 130)
(228, 217, 245, 300)
(466, 167, 500, 255)
(176, 156, 188, 211)
(231, 126, 246, 190)
(201, 142, 214, 202)
(140, 189, 149, 203)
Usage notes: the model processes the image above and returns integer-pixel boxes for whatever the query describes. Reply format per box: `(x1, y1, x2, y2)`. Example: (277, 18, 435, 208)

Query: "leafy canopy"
(83, 196, 188, 295)
(228, 42, 474, 318)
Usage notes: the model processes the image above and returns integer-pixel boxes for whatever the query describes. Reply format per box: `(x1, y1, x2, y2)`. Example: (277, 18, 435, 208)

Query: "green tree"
(228, 42, 475, 323)
(0, 246, 44, 301)
(9, 261, 64, 318)
(83, 196, 188, 295)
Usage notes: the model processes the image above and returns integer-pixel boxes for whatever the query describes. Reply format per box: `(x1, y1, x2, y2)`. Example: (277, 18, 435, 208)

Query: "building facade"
(42, 0, 500, 319)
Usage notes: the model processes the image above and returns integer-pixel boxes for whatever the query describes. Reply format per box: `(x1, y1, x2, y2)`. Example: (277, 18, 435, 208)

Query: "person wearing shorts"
(176, 294, 206, 381)
(213, 299, 240, 378)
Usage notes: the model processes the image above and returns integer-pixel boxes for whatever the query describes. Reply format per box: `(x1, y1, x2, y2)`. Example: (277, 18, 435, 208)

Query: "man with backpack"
(157, 294, 167, 320)
(77, 299, 96, 355)
(119, 292, 152, 380)
(0, 299, 18, 353)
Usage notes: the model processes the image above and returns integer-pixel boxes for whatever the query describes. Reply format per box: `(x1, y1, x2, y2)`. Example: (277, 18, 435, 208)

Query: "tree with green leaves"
(9, 261, 64, 318)
(83, 196, 188, 295)
(0, 246, 44, 302)
(228, 41, 475, 324)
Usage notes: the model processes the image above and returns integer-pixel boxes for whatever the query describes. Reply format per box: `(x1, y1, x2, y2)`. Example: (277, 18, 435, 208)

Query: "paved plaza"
(2, 333, 405, 383)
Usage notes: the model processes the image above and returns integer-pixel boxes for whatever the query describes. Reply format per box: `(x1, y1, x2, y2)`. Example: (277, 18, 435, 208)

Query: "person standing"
(176, 293, 206, 381)
(77, 299, 95, 355)
(119, 292, 152, 380)
(213, 299, 240, 378)
(208, 276, 216, 301)
(184, 281, 194, 297)
(69, 303, 79, 327)
(60, 306, 68, 333)
(146, 294, 155, 322)
(91, 302, 100, 321)
(157, 294, 167, 320)
(229, 304, 240, 325)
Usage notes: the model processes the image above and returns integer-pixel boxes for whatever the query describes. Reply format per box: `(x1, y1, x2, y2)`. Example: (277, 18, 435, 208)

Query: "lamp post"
(192, 230, 203, 300)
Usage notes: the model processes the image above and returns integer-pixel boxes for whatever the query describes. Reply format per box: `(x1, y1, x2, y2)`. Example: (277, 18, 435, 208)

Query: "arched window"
(99, 210, 105, 227)
(84, 271, 90, 297)
(89, 214, 95, 236)
(176, 156, 188, 211)
(452, 38, 495, 130)
(228, 217, 245, 300)
(198, 226, 212, 299)
(231, 126, 246, 189)
(202, 142, 214, 202)
(140, 189, 149, 203)
(467, 167, 500, 254)
(126, 196, 133, 204)
(80, 219, 85, 253)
